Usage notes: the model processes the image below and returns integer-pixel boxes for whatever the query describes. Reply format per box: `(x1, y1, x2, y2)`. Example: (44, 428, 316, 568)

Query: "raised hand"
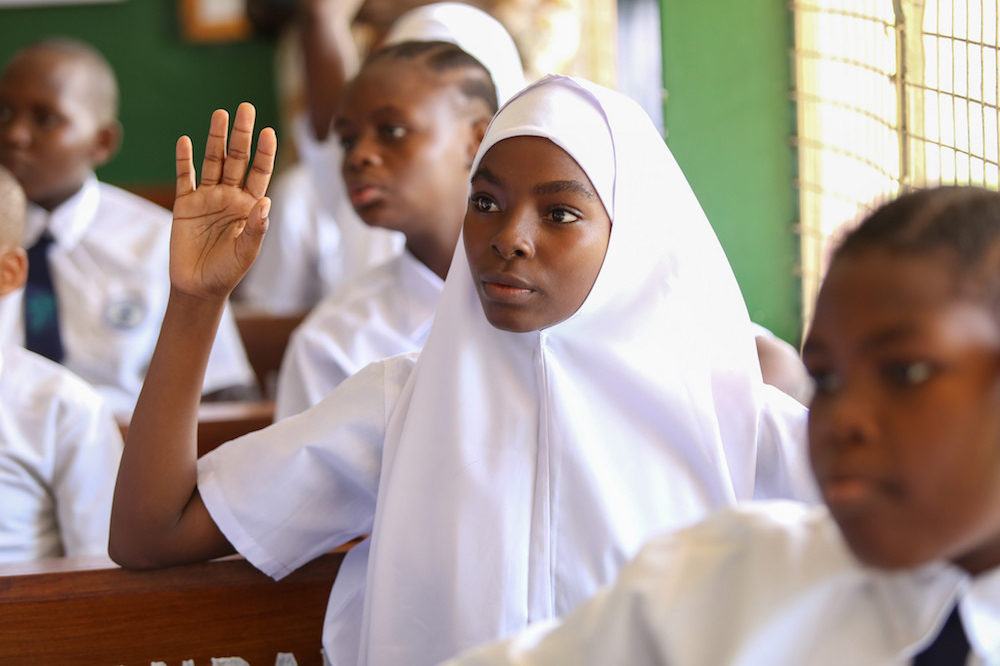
(171, 102, 277, 300)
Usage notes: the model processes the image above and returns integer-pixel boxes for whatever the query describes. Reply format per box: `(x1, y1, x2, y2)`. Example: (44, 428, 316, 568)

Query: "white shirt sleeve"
(197, 353, 416, 579)
(442, 503, 948, 666)
(0, 346, 123, 562)
(440, 536, 677, 666)
(51, 388, 123, 557)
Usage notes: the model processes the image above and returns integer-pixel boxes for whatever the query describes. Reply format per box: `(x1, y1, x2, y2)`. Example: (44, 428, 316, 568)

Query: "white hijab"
(383, 2, 526, 104)
(353, 75, 812, 664)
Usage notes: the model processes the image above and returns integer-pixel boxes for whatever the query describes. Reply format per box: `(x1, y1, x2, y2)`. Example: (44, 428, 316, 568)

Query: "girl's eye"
(338, 133, 357, 151)
(380, 125, 407, 140)
(807, 368, 841, 396)
(547, 207, 581, 224)
(34, 109, 60, 129)
(470, 194, 499, 213)
(882, 361, 934, 387)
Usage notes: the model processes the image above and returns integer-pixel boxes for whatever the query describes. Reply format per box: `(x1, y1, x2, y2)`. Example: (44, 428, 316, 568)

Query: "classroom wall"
(660, 0, 801, 343)
(0, 1, 800, 342)
(0, 0, 281, 191)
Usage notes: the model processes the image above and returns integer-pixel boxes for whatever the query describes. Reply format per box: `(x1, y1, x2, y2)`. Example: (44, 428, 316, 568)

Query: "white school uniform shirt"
(274, 250, 442, 419)
(0, 344, 122, 563)
(445, 502, 1000, 666)
(196, 76, 817, 666)
(0, 175, 256, 417)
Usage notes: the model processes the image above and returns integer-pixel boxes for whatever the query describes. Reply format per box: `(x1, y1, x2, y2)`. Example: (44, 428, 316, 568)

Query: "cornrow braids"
(366, 40, 498, 113)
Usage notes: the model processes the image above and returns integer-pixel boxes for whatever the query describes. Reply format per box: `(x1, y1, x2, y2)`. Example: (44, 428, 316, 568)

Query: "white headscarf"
(383, 2, 526, 104)
(354, 75, 813, 664)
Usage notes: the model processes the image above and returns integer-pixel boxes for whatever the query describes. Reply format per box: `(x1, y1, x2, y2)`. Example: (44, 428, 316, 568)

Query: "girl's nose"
(813, 381, 877, 450)
(491, 211, 534, 260)
(344, 132, 382, 171)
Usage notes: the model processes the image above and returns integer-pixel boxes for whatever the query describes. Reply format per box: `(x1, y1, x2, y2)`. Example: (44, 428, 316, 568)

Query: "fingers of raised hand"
(222, 102, 257, 188)
(200, 109, 230, 187)
(189, 104, 275, 199)
(175, 136, 196, 199)
(244, 127, 277, 200)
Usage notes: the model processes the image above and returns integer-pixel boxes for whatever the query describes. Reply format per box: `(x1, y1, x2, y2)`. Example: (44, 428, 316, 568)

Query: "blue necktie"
(913, 606, 969, 666)
(24, 231, 64, 363)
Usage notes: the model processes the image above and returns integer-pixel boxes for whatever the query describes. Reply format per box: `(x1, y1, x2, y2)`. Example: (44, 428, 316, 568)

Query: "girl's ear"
(466, 116, 492, 165)
(90, 120, 123, 169)
(0, 246, 27, 297)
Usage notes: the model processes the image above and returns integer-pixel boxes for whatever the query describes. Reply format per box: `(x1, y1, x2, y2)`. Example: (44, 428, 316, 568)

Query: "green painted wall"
(660, 1, 801, 343)
(0, 1, 280, 189)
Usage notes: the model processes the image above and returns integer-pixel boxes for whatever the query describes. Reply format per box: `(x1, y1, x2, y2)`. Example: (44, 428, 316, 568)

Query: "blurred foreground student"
(0, 38, 256, 416)
(445, 185, 1000, 666)
(0, 165, 121, 563)
(110, 77, 813, 665)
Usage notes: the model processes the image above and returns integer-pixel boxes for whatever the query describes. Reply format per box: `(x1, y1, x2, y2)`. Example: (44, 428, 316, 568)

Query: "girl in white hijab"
(110, 77, 815, 666)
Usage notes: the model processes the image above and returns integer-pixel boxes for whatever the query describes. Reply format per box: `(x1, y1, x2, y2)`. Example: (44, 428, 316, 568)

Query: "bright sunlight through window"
(793, 0, 1000, 326)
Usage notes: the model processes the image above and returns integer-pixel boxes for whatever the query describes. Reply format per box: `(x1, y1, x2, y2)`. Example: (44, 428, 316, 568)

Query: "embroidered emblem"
(103, 292, 148, 330)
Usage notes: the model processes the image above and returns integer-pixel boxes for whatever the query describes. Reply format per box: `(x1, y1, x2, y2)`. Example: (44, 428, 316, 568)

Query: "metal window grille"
(792, 0, 1000, 327)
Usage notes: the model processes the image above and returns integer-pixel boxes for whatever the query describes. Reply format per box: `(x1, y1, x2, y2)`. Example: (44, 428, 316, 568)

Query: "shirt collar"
(963, 563, 1000, 660)
(869, 559, 968, 658)
(24, 173, 100, 250)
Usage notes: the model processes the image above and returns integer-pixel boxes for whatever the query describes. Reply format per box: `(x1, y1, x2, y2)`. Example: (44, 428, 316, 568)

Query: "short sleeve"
(198, 353, 416, 579)
(50, 375, 124, 557)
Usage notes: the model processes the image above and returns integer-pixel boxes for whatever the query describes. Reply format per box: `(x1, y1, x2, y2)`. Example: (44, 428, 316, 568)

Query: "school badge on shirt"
(103, 291, 148, 331)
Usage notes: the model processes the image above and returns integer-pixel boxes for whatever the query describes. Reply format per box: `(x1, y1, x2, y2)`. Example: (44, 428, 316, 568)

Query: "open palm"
(171, 102, 277, 299)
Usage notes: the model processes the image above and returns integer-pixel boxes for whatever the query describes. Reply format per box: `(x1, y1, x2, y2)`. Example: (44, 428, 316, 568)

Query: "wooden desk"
(117, 399, 276, 457)
(234, 307, 307, 399)
(0, 548, 352, 665)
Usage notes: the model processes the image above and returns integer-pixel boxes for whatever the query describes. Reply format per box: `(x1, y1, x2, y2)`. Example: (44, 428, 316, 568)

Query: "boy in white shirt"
(0, 38, 256, 417)
(0, 164, 122, 563)
(445, 185, 1000, 666)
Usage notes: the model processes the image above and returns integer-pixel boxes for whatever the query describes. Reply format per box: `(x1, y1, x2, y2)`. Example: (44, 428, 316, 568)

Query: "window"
(792, 0, 1000, 325)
